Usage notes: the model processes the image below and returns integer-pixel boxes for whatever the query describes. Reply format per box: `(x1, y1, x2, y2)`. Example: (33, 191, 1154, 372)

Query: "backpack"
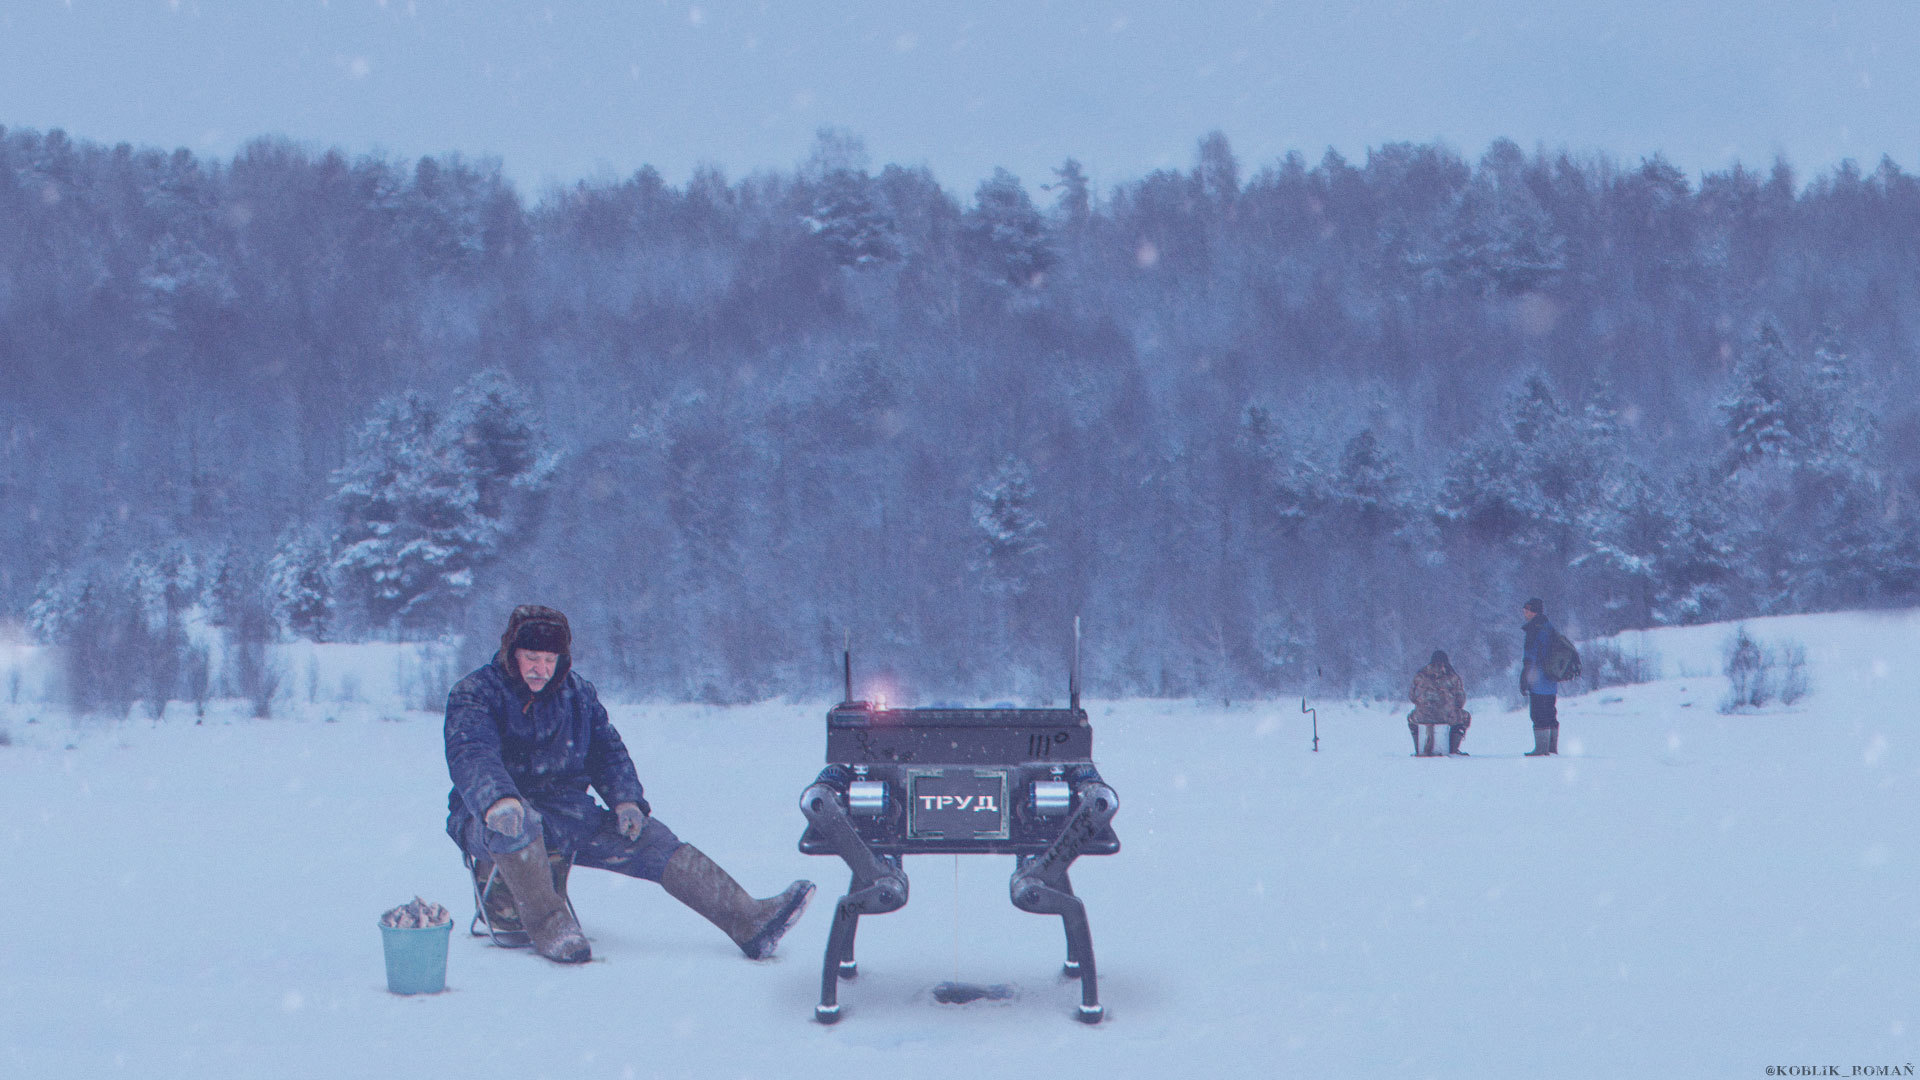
(1545, 630, 1582, 682)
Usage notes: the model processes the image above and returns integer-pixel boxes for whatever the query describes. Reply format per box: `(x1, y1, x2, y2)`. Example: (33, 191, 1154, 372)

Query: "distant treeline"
(3, 124, 1917, 708)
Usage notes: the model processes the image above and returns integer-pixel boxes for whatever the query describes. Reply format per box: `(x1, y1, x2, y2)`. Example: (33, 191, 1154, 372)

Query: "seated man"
(445, 604, 813, 963)
(1408, 649, 1472, 756)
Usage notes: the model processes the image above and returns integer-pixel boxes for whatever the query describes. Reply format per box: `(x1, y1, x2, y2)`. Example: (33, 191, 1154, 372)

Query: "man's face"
(1522, 606, 1535, 623)
(517, 649, 559, 692)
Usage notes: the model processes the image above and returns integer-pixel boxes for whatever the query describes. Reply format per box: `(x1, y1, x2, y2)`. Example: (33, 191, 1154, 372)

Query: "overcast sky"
(4, 1, 1916, 199)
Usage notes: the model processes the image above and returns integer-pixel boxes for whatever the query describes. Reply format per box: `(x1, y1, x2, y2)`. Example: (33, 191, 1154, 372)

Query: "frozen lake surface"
(3, 609, 1917, 1078)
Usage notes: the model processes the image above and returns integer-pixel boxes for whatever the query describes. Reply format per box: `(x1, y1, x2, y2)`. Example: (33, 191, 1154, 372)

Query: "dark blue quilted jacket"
(444, 651, 648, 852)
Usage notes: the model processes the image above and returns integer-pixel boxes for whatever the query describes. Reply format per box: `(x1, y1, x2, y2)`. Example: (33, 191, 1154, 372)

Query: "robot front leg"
(1009, 781, 1117, 1023)
(829, 855, 907, 980)
(803, 782, 910, 1023)
(838, 900, 861, 980)
(1052, 874, 1085, 975)
(817, 867, 908, 1023)
(1010, 868, 1101, 1022)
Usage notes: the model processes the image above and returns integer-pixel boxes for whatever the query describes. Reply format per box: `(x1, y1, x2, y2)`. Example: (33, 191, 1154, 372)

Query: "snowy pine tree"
(329, 392, 471, 633)
(971, 454, 1046, 597)
(1572, 462, 1675, 629)
(1233, 405, 1317, 538)
(1322, 429, 1410, 540)
(1717, 321, 1800, 475)
(1408, 140, 1565, 295)
(266, 527, 335, 641)
(441, 368, 557, 527)
(1712, 322, 1887, 611)
(1648, 467, 1742, 624)
(801, 168, 900, 269)
(1438, 372, 1587, 553)
(964, 169, 1055, 288)
(1045, 158, 1092, 229)
(326, 374, 548, 636)
(1803, 333, 1879, 478)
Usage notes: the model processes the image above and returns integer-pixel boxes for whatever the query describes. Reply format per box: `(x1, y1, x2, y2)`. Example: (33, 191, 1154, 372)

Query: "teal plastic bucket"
(380, 920, 452, 995)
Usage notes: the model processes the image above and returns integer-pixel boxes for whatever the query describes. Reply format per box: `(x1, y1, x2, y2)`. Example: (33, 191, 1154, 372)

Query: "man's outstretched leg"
(577, 814, 814, 959)
(660, 845, 816, 960)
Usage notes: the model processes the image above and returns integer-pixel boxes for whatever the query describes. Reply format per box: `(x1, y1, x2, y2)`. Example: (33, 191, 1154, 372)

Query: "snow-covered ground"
(3, 609, 1918, 1079)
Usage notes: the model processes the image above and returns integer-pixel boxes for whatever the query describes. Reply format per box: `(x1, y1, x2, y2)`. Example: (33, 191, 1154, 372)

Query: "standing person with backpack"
(1520, 597, 1561, 756)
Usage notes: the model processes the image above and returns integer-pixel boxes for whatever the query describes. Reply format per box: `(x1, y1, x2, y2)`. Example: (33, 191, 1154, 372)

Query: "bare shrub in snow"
(220, 562, 283, 719)
(230, 638, 282, 719)
(30, 557, 199, 719)
(184, 643, 210, 720)
(398, 641, 460, 713)
(1721, 625, 1770, 710)
(1582, 636, 1660, 691)
(1721, 626, 1810, 712)
(1777, 642, 1810, 705)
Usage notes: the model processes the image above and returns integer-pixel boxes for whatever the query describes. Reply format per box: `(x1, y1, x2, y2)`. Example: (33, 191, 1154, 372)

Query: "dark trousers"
(462, 806, 685, 883)
(1528, 693, 1559, 729)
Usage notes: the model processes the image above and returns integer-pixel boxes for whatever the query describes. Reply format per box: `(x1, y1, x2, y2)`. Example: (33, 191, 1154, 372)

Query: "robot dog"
(798, 623, 1119, 1023)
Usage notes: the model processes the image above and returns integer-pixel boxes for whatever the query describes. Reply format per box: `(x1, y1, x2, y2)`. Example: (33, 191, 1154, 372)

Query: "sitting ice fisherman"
(445, 604, 814, 964)
(1408, 649, 1472, 756)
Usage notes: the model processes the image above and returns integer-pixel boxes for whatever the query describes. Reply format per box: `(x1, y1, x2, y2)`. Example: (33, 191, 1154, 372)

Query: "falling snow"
(1, 608, 1916, 1076)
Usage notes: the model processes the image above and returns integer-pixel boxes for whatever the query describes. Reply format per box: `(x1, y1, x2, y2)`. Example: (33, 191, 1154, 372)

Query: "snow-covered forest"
(4, 123, 1917, 707)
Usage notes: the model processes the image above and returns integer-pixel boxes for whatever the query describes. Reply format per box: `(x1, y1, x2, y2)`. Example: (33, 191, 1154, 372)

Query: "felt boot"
(660, 845, 816, 960)
(492, 830, 590, 963)
(1524, 726, 1551, 756)
(472, 849, 573, 947)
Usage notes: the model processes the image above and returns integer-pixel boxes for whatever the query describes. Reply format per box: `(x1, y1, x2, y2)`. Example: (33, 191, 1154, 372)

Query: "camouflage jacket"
(1409, 661, 1469, 727)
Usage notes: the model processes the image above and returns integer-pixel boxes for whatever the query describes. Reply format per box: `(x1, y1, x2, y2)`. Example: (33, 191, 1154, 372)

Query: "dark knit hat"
(1523, 597, 1544, 615)
(501, 604, 571, 657)
(1430, 649, 1450, 666)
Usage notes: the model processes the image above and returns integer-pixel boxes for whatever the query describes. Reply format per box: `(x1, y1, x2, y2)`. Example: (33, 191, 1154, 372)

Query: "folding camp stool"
(1412, 721, 1447, 756)
(464, 850, 580, 948)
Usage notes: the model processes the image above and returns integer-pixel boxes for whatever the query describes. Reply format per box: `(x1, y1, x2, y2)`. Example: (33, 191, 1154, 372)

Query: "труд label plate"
(906, 769, 1010, 840)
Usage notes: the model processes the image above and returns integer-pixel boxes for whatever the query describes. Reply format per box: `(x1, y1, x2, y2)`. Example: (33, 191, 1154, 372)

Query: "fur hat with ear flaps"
(499, 605, 572, 661)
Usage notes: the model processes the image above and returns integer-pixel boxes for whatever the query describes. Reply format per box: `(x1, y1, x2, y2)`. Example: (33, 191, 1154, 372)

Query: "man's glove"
(484, 797, 525, 838)
(615, 802, 648, 840)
